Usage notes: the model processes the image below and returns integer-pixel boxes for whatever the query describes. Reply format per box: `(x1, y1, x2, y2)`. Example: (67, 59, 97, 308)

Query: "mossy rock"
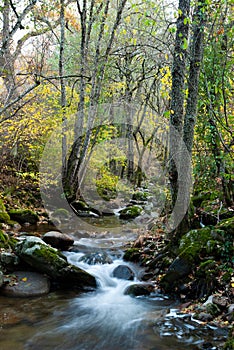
(0, 230, 8, 246)
(0, 199, 11, 223)
(70, 200, 90, 211)
(0, 230, 17, 249)
(119, 205, 143, 220)
(132, 191, 148, 202)
(123, 248, 141, 262)
(205, 303, 221, 317)
(216, 217, 234, 235)
(179, 227, 213, 254)
(8, 209, 39, 225)
(15, 236, 97, 289)
(51, 208, 70, 219)
(179, 227, 222, 261)
(192, 192, 216, 207)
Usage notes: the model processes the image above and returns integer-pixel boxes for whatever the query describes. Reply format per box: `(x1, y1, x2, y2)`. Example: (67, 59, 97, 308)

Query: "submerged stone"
(1, 271, 50, 297)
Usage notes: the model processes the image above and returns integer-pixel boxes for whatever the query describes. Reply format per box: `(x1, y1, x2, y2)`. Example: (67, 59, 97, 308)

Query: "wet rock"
(15, 236, 97, 289)
(70, 201, 101, 217)
(0, 252, 20, 269)
(124, 283, 154, 297)
(193, 312, 214, 322)
(213, 295, 229, 309)
(112, 265, 134, 280)
(119, 205, 143, 220)
(141, 272, 154, 281)
(123, 248, 141, 262)
(8, 209, 39, 225)
(1, 271, 50, 297)
(226, 304, 234, 322)
(43, 231, 74, 250)
(159, 256, 192, 291)
(79, 252, 113, 265)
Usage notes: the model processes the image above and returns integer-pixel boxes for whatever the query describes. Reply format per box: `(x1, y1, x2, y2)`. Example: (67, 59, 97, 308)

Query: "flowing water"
(0, 224, 228, 350)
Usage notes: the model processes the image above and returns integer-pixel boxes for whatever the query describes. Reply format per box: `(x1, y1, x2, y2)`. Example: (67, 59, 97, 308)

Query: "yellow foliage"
(0, 83, 79, 166)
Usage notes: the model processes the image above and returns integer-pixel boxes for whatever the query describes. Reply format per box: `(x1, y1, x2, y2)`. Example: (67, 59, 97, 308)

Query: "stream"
(0, 221, 228, 350)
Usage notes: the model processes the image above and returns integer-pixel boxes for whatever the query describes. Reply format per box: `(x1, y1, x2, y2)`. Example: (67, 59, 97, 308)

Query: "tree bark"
(169, 0, 206, 236)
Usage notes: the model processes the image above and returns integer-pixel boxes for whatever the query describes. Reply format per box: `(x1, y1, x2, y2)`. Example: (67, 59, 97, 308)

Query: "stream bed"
(0, 223, 228, 350)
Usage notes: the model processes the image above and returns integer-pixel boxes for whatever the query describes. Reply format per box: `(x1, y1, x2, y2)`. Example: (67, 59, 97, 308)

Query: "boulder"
(160, 255, 192, 289)
(124, 283, 154, 297)
(119, 205, 143, 220)
(8, 209, 39, 225)
(43, 231, 74, 250)
(112, 265, 134, 280)
(79, 252, 113, 265)
(1, 271, 50, 297)
(15, 236, 97, 289)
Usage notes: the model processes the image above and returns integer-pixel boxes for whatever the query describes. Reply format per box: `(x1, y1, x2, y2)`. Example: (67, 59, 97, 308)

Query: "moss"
(8, 209, 39, 225)
(52, 208, 70, 219)
(216, 217, 234, 235)
(223, 326, 234, 350)
(20, 243, 68, 277)
(196, 260, 217, 278)
(180, 227, 212, 250)
(119, 205, 143, 219)
(0, 199, 11, 223)
(0, 230, 17, 249)
(132, 191, 148, 201)
(123, 248, 141, 262)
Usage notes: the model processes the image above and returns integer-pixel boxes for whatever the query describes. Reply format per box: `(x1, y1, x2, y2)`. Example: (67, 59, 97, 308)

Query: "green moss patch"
(0, 199, 11, 223)
(8, 209, 39, 225)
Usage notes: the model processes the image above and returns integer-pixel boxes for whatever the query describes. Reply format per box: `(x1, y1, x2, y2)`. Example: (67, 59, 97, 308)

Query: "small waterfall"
(24, 238, 172, 350)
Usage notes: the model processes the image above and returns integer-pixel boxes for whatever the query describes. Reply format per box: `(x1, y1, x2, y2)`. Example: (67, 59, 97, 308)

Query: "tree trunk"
(169, 0, 190, 207)
(169, 0, 206, 236)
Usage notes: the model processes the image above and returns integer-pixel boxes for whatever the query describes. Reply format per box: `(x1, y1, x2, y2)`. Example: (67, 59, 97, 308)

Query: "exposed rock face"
(43, 231, 74, 250)
(1, 271, 50, 297)
(15, 236, 97, 289)
(112, 265, 134, 280)
(79, 252, 113, 265)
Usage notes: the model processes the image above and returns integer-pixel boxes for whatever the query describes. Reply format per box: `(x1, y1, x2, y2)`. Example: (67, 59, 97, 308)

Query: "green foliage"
(96, 167, 118, 201)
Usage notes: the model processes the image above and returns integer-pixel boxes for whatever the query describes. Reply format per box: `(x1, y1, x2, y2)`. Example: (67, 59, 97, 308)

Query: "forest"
(0, 0, 233, 349)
